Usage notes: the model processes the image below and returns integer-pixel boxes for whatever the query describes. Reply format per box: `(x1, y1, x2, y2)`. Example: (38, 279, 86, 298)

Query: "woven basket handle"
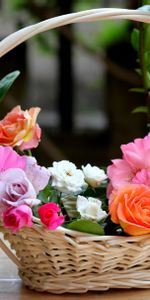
(0, 238, 21, 268)
(0, 8, 150, 57)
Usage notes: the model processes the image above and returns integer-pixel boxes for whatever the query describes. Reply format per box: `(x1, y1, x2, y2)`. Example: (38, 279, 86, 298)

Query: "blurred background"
(0, 0, 147, 167)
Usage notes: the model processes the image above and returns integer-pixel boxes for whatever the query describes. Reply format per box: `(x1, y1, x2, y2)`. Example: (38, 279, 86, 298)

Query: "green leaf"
(131, 28, 140, 52)
(129, 88, 145, 93)
(68, 219, 104, 235)
(94, 20, 128, 50)
(10, 0, 27, 10)
(144, 51, 150, 68)
(145, 26, 150, 52)
(147, 71, 150, 87)
(0, 71, 20, 102)
(32, 204, 41, 218)
(37, 183, 52, 203)
(35, 34, 55, 55)
(132, 106, 148, 114)
(74, 0, 100, 11)
(135, 68, 142, 76)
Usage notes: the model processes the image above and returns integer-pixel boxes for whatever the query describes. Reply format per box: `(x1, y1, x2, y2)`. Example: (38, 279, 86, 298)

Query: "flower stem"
(139, 0, 150, 124)
(139, 23, 148, 90)
(27, 149, 32, 156)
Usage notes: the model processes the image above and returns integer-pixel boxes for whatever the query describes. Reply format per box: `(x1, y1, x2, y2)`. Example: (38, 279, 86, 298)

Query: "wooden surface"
(1, 236, 150, 300)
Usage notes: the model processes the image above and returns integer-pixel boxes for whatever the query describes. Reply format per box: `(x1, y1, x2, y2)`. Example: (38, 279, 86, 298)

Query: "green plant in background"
(131, 1, 150, 125)
(6, 0, 150, 132)
(7, 0, 129, 54)
(8, 0, 58, 54)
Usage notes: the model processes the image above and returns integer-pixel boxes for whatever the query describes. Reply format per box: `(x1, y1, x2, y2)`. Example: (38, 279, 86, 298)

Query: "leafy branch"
(131, 2, 150, 125)
(0, 71, 20, 103)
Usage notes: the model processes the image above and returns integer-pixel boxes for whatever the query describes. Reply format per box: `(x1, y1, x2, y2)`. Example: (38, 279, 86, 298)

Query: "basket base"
(19, 270, 150, 294)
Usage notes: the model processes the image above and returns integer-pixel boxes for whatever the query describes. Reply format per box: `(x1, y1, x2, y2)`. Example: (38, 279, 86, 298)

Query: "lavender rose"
(0, 168, 40, 216)
(25, 156, 50, 194)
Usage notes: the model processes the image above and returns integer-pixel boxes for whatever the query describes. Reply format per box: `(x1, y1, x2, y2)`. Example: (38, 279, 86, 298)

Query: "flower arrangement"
(1, 6, 150, 294)
(0, 103, 150, 237)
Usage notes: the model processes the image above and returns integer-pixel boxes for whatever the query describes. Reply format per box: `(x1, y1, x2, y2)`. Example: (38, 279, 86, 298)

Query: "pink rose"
(132, 169, 150, 186)
(107, 134, 150, 194)
(107, 159, 133, 190)
(121, 134, 150, 171)
(0, 146, 26, 171)
(0, 168, 40, 216)
(0, 106, 41, 150)
(3, 205, 33, 232)
(38, 202, 64, 230)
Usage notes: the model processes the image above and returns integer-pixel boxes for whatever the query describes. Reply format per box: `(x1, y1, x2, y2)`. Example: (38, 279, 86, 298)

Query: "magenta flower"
(38, 202, 64, 230)
(3, 205, 33, 232)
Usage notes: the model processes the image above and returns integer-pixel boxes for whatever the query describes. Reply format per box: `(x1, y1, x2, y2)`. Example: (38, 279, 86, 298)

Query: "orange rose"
(109, 184, 150, 236)
(0, 106, 41, 150)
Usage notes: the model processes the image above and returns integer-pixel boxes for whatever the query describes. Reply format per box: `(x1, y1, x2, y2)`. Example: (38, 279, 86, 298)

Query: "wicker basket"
(1, 7, 150, 294)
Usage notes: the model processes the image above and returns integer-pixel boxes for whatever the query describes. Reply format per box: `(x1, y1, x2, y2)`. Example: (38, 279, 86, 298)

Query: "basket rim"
(32, 217, 150, 241)
(1, 219, 150, 269)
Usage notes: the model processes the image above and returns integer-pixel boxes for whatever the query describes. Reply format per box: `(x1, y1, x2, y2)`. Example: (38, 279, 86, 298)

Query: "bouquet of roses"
(0, 100, 150, 237)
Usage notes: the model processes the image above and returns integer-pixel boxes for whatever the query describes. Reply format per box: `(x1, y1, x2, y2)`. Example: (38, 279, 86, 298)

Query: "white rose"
(77, 195, 107, 222)
(49, 160, 86, 193)
(82, 164, 107, 188)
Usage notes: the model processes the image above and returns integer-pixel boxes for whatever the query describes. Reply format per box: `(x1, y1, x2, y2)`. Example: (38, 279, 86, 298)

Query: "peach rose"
(109, 184, 150, 236)
(0, 106, 41, 150)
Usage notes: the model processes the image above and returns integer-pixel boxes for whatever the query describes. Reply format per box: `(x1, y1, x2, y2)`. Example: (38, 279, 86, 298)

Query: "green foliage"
(132, 106, 148, 114)
(130, 16, 150, 118)
(131, 5, 150, 94)
(94, 21, 128, 50)
(35, 34, 56, 55)
(131, 29, 140, 52)
(38, 183, 62, 205)
(146, 71, 150, 87)
(130, 88, 145, 93)
(75, 20, 129, 53)
(144, 51, 150, 68)
(81, 183, 108, 212)
(8, 0, 129, 54)
(9, 0, 56, 9)
(10, 0, 27, 9)
(135, 68, 142, 76)
(0, 71, 20, 102)
(74, 0, 101, 11)
(38, 183, 67, 216)
(68, 219, 104, 235)
(37, 184, 52, 203)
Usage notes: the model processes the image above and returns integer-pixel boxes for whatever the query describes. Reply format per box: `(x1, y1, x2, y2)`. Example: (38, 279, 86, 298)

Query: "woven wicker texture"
(1, 221, 150, 293)
(1, 7, 150, 294)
